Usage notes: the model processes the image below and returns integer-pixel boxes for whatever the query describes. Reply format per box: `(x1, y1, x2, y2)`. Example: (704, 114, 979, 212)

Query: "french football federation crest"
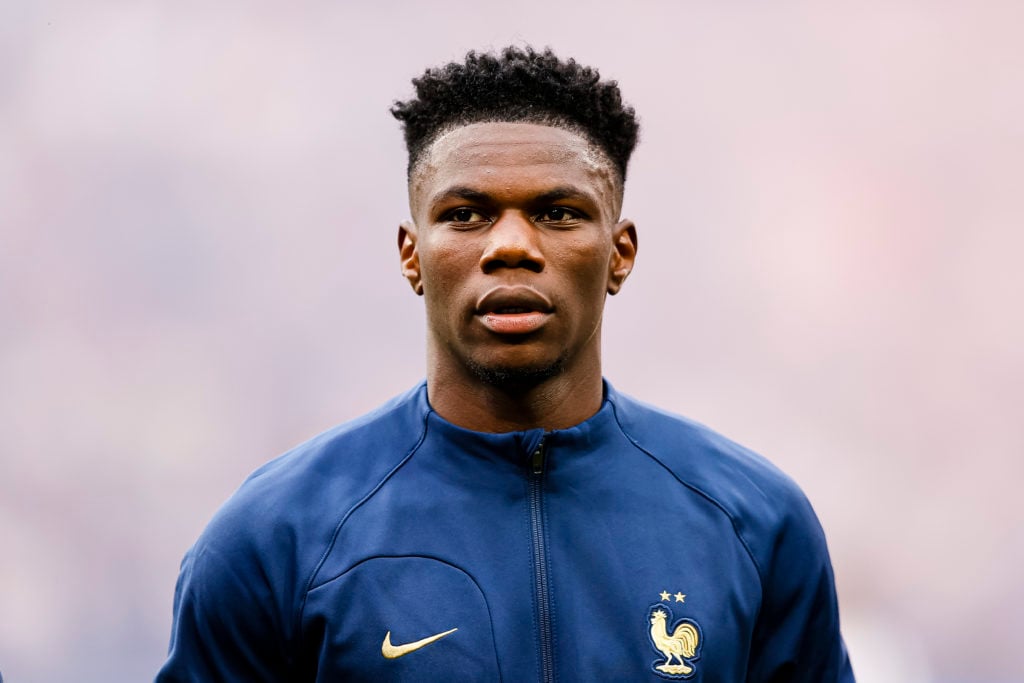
(647, 603, 702, 679)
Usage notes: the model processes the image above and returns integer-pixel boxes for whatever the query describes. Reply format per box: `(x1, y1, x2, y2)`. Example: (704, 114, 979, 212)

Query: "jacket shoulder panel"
(187, 384, 430, 635)
(608, 388, 826, 585)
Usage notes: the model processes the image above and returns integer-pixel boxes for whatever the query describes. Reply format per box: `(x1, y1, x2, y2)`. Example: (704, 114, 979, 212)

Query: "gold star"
(659, 591, 671, 601)
(674, 592, 686, 603)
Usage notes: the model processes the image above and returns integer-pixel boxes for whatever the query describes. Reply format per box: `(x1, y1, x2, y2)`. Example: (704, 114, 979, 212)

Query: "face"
(399, 122, 637, 388)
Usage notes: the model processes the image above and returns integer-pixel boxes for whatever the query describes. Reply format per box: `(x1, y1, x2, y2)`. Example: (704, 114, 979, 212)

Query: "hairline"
(406, 118, 626, 199)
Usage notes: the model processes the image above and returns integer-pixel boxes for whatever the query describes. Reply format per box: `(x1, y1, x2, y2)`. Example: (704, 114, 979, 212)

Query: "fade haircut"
(391, 46, 640, 183)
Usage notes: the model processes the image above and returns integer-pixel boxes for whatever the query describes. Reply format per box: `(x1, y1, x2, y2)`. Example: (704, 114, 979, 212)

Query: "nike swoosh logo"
(381, 627, 458, 659)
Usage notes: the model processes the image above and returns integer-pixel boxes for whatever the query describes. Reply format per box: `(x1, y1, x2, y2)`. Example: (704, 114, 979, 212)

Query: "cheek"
(563, 242, 613, 292)
(419, 240, 479, 311)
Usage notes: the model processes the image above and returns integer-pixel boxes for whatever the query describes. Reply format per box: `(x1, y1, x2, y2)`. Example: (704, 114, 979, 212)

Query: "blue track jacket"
(158, 382, 854, 682)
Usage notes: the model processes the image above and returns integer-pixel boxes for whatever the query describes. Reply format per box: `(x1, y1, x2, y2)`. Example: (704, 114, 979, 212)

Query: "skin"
(398, 122, 638, 432)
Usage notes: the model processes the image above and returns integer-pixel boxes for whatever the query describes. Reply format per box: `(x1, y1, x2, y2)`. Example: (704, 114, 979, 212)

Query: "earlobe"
(398, 221, 423, 295)
(607, 220, 638, 295)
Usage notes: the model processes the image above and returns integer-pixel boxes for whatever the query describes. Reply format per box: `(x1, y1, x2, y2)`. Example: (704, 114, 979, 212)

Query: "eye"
(445, 208, 489, 224)
(538, 207, 582, 223)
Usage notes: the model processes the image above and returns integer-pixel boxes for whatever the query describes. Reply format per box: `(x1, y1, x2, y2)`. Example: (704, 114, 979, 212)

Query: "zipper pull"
(531, 438, 546, 475)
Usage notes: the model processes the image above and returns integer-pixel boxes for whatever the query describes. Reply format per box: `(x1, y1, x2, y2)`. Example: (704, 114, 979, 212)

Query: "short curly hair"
(391, 46, 640, 182)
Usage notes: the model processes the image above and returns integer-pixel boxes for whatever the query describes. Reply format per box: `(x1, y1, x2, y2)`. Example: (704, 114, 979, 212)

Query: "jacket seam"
(305, 553, 504, 683)
(292, 403, 432, 654)
(607, 399, 767, 593)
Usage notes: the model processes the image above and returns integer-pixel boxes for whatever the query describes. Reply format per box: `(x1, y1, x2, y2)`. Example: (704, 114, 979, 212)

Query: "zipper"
(528, 437, 554, 682)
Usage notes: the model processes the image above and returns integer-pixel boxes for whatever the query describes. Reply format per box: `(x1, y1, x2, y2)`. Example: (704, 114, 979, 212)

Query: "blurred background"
(2, 1, 1021, 681)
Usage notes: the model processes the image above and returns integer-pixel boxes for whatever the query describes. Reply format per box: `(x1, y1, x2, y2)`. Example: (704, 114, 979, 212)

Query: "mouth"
(491, 306, 534, 314)
(475, 286, 554, 335)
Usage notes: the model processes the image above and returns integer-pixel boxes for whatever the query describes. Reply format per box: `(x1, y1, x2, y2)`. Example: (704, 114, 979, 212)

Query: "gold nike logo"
(381, 627, 458, 659)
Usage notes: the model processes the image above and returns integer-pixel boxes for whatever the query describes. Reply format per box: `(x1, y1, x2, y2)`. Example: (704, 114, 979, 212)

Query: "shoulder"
(237, 383, 430, 508)
(607, 385, 827, 582)
(190, 383, 432, 586)
(160, 385, 434, 673)
(606, 386, 852, 678)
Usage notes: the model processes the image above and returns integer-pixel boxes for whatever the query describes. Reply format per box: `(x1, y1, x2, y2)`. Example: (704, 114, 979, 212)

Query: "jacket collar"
(418, 380, 621, 467)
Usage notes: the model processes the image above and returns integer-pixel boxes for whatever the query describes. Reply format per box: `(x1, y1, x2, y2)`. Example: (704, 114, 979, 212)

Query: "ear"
(398, 221, 423, 295)
(607, 220, 637, 295)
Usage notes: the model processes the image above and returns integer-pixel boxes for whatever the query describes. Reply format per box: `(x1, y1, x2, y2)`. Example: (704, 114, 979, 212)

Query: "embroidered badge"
(647, 600, 702, 679)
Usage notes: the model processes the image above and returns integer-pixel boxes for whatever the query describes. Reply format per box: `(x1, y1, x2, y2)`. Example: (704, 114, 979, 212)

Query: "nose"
(479, 211, 545, 274)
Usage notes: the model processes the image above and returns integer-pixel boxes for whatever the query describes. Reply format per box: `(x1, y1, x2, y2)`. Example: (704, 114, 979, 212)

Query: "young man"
(158, 47, 854, 681)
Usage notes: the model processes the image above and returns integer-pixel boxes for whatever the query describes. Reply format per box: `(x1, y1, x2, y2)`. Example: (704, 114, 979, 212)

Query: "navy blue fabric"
(157, 382, 854, 682)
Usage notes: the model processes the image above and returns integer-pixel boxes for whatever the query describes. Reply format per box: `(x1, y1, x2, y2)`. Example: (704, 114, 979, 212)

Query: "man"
(158, 47, 854, 681)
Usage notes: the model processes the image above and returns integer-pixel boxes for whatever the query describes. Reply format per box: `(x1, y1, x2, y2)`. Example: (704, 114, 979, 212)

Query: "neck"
(426, 354, 604, 433)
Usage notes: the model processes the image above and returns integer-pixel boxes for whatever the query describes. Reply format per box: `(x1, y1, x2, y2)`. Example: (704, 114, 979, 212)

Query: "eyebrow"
(428, 186, 492, 207)
(533, 186, 597, 204)
(428, 185, 598, 208)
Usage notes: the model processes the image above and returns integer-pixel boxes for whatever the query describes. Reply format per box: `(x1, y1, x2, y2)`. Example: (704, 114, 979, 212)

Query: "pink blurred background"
(2, 1, 1022, 681)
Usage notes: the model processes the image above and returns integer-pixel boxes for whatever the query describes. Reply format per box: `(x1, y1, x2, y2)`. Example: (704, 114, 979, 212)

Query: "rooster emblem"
(647, 604, 702, 678)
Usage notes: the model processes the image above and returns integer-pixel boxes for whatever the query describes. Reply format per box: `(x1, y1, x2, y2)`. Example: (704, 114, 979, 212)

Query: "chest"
(299, 463, 762, 681)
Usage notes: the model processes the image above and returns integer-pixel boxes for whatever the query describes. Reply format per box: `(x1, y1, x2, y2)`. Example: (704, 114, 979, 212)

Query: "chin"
(465, 355, 566, 388)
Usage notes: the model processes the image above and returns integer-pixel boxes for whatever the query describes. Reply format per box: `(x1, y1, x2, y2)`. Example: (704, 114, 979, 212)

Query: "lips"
(475, 286, 553, 335)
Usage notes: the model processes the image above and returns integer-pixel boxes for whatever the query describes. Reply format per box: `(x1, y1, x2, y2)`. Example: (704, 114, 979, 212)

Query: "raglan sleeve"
(746, 488, 855, 682)
(156, 538, 293, 682)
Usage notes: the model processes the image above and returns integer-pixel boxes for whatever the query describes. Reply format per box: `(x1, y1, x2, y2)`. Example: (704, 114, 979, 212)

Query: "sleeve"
(155, 543, 293, 682)
(746, 495, 856, 683)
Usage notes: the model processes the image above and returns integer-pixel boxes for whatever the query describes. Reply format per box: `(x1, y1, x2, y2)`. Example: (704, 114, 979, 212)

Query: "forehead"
(410, 122, 619, 205)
